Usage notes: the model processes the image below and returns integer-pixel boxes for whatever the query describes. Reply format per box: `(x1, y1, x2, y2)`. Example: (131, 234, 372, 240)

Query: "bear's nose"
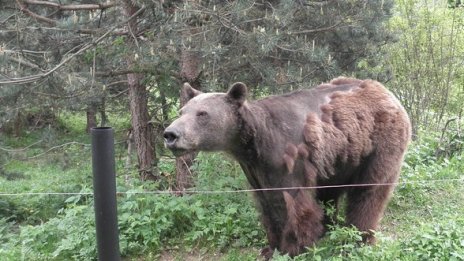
(163, 130, 179, 145)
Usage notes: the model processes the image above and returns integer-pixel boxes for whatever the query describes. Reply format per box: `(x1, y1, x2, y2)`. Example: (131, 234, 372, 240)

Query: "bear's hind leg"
(345, 154, 403, 244)
(345, 185, 393, 243)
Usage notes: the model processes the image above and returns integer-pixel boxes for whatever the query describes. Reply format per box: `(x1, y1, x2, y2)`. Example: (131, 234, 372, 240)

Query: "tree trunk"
(123, 0, 157, 181)
(86, 105, 97, 133)
(13, 110, 23, 137)
(159, 90, 169, 126)
(175, 49, 202, 192)
(127, 73, 157, 180)
(99, 96, 108, 127)
(125, 129, 134, 169)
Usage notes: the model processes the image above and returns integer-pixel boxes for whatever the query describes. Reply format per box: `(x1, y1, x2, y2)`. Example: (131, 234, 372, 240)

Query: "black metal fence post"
(91, 127, 121, 261)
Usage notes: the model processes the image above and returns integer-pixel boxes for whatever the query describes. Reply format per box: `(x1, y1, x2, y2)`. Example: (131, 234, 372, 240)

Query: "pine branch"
(76, 28, 143, 36)
(19, 26, 140, 36)
(288, 21, 343, 35)
(32, 90, 88, 99)
(182, 3, 247, 35)
(1, 14, 15, 25)
(303, 1, 330, 7)
(95, 69, 154, 77)
(95, 68, 178, 78)
(15, 1, 117, 26)
(106, 80, 128, 87)
(0, 6, 146, 85)
(23, 0, 117, 11)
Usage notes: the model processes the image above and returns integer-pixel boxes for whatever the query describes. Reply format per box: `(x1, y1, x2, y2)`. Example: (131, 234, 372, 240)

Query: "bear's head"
(163, 82, 248, 156)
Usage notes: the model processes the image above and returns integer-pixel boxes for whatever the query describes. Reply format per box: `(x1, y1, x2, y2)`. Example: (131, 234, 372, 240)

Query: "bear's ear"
(181, 82, 202, 102)
(227, 82, 247, 105)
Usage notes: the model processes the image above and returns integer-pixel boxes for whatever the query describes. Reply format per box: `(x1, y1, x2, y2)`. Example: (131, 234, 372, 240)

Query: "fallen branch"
(16, 0, 57, 26)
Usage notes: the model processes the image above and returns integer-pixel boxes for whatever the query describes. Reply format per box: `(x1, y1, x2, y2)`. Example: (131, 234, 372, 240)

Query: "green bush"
(0, 159, 91, 224)
(270, 217, 464, 260)
(4, 179, 264, 260)
(1, 125, 463, 260)
(401, 218, 464, 260)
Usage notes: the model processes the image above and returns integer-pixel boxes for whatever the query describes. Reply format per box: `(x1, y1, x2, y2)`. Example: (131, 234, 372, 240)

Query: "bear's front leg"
(254, 191, 287, 260)
(259, 211, 279, 260)
(280, 190, 324, 257)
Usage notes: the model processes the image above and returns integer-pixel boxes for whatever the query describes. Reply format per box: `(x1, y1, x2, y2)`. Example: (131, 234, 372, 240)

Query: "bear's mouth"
(165, 144, 192, 157)
(170, 148, 190, 157)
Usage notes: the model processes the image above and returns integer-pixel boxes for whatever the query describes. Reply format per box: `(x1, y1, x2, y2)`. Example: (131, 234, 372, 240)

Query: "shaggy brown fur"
(164, 77, 411, 259)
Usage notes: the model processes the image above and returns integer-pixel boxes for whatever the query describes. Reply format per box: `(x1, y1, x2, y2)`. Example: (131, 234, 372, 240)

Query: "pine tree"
(169, 0, 394, 92)
(164, 0, 394, 189)
(1, 0, 395, 186)
(0, 0, 120, 133)
(0, 0, 165, 179)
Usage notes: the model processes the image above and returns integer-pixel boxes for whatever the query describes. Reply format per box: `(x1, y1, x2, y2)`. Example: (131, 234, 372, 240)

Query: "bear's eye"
(196, 111, 208, 117)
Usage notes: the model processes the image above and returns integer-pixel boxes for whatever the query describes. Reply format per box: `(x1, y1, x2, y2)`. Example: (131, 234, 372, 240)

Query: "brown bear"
(164, 77, 411, 259)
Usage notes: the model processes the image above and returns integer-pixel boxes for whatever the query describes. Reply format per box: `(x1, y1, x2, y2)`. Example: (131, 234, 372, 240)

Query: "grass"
(0, 114, 463, 260)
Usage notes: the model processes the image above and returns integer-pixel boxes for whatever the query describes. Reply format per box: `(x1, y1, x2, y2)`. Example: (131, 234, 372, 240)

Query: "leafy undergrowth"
(1, 121, 463, 260)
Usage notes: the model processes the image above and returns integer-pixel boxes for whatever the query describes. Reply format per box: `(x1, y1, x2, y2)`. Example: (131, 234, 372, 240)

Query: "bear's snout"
(163, 129, 180, 147)
(163, 128, 191, 156)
